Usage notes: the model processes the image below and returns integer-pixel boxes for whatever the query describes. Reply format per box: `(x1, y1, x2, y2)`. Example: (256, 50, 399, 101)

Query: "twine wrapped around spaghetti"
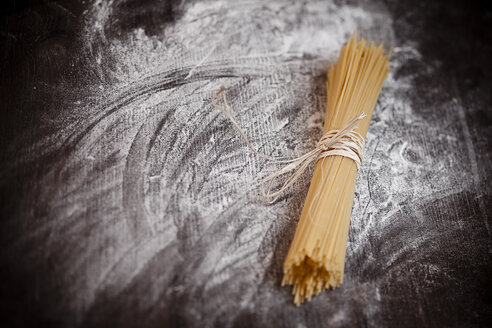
(260, 113, 366, 203)
(212, 87, 366, 203)
(213, 33, 390, 305)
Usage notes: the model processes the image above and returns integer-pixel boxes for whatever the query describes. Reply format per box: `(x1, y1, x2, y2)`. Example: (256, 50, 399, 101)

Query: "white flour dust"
(10, 0, 478, 326)
(65, 0, 401, 320)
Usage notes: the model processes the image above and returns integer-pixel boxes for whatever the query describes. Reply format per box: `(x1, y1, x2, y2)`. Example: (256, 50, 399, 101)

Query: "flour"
(69, 0, 399, 322)
(8, 0, 479, 326)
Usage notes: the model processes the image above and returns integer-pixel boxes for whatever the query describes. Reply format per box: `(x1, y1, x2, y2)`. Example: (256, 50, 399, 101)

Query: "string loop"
(212, 86, 366, 203)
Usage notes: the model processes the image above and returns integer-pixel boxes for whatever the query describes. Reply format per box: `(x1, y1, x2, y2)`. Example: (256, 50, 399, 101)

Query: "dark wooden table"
(1, 0, 491, 327)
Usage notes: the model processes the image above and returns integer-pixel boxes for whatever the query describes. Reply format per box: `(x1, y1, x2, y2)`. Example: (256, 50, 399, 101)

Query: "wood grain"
(0, 0, 490, 327)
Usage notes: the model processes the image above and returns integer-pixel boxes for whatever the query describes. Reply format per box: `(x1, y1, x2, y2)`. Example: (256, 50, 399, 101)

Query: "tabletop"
(0, 0, 491, 327)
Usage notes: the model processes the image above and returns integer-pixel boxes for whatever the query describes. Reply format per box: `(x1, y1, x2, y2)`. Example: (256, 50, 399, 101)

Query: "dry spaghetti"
(281, 34, 390, 305)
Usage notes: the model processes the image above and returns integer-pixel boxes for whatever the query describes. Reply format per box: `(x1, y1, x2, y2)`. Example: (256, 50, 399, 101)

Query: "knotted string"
(212, 86, 366, 203)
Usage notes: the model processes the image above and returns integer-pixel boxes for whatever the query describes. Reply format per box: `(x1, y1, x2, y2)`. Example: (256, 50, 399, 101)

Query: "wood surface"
(0, 0, 491, 327)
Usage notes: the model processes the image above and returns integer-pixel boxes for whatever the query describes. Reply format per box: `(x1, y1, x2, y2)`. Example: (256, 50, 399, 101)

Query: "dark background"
(1, 0, 491, 327)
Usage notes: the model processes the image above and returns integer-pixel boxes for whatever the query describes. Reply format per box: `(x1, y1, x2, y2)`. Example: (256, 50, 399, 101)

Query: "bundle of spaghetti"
(281, 34, 390, 305)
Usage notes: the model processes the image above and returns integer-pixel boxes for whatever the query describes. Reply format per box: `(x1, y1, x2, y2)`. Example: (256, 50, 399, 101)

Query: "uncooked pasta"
(281, 34, 390, 305)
